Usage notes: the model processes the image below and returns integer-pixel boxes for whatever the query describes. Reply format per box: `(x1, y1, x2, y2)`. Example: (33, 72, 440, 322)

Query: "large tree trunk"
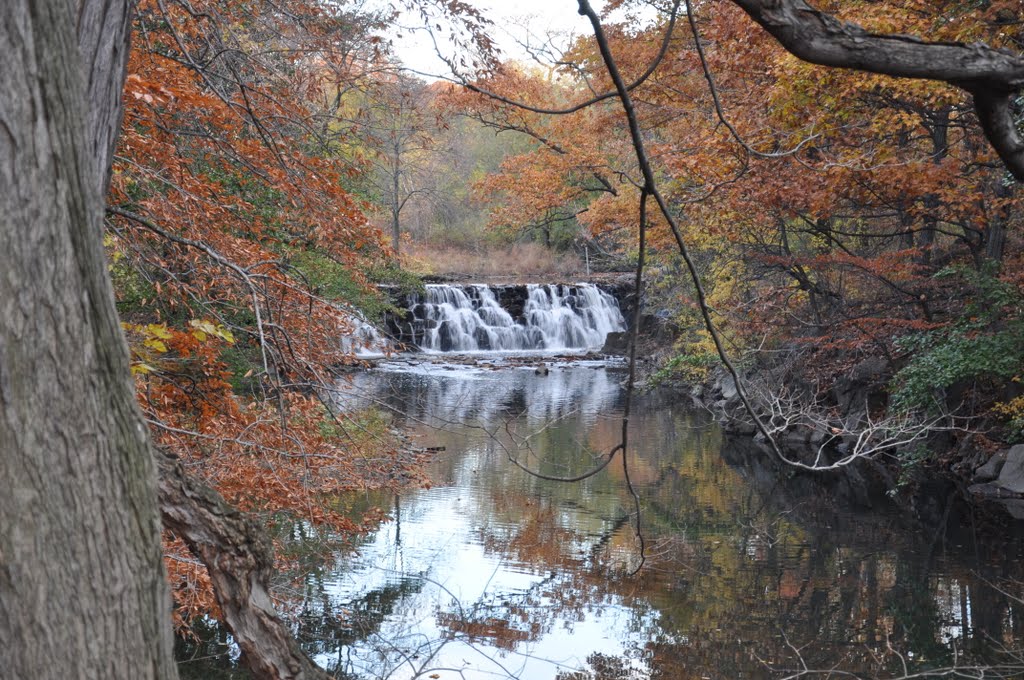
(158, 453, 333, 679)
(1, 4, 344, 678)
(0, 0, 177, 678)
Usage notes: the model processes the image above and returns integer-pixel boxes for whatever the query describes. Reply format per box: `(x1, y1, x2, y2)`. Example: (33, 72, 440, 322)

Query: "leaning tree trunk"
(0, 0, 177, 678)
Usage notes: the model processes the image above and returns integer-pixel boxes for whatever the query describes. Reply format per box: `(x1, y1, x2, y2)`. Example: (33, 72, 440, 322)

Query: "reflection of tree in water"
(176, 575, 424, 679)
(189, 368, 1024, 679)
(436, 611, 536, 651)
(431, 393, 1024, 679)
(176, 617, 250, 680)
(629, 437, 1024, 679)
(295, 578, 425, 674)
(339, 365, 625, 431)
(556, 653, 646, 680)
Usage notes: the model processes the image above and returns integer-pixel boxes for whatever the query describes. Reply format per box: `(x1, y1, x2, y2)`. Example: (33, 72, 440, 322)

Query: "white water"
(339, 313, 391, 356)
(409, 283, 625, 353)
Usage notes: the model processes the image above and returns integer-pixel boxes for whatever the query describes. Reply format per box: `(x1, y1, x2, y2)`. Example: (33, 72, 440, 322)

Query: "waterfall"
(340, 312, 391, 356)
(402, 283, 625, 352)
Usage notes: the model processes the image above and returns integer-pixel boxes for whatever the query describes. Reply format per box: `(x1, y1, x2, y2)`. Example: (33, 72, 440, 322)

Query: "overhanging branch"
(729, 0, 1024, 180)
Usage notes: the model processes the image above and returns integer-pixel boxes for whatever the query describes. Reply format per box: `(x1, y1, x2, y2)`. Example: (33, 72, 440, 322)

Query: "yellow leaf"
(189, 319, 234, 344)
(146, 324, 173, 339)
(143, 338, 168, 353)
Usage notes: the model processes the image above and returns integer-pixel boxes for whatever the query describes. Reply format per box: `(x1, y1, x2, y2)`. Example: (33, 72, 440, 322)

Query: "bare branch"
(443, 0, 682, 116)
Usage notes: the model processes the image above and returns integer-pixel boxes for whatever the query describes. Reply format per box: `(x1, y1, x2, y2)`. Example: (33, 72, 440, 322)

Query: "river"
(179, 358, 1024, 680)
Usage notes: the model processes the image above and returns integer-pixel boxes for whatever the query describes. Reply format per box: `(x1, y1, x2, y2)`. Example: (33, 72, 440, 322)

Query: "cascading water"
(339, 314, 390, 356)
(401, 283, 625, 352)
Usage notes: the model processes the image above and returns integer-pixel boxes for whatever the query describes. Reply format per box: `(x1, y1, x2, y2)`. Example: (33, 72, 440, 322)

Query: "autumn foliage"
(104, 0, 431, 629)
(103, 0, 1024, 634)
(454, 0, 1024, 432)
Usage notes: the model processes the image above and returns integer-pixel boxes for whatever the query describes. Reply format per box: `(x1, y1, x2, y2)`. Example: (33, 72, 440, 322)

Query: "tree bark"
(0, 0, 177, 677)
(1, 2, 336, 679)
(77, 0, 133, 195)
(158, 452, 332, 680)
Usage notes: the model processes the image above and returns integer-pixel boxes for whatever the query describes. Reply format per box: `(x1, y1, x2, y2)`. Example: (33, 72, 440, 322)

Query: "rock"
(783, 428, 811, 446)
(955, 434, 988, 475)
(719, 374, 738, 401)
(999, 500, 1024, 521)
(850, 356, 890, 382)
(808, 426, 828, 446)
(974, 449, 1009, 483)
(831, 357, 891, 421)
(968, 482, 1022, 499)
(995, 444, 1024, 494)
(601, 331, 629, 355)
(726, 419, 757, 436)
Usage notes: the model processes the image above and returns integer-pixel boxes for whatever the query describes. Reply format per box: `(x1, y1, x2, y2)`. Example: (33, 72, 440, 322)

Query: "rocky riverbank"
(636, 336, 1024, 521)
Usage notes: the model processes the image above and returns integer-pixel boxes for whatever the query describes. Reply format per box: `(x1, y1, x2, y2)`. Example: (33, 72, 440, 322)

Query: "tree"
(1, 1, 351, 678)
(3, 0, 1024, 677)
(357, 71, 437, 254)
(727, 0, 1024, 180)
(0, 0, 177, 677)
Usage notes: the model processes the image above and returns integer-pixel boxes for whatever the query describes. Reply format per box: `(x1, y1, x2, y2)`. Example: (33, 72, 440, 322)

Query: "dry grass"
(403, 243, 585, 279)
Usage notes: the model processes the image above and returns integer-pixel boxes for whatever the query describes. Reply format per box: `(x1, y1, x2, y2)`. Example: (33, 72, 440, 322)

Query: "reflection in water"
(338, 360, 624, 430)
(177, 364, 1024, 680)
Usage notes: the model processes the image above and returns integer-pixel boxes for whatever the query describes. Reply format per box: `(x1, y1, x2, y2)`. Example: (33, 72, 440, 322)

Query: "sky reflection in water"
(180, 362, 1024, 679)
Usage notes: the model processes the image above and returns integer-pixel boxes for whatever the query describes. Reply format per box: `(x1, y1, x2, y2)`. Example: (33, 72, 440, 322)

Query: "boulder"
(999, 500, 1024, 521)
(850, 356, 890, 382)
(974, 449, 1009, 483)
(725, 418, 757, 436)
(831, 357, 891, 420)
(601, 331, 630, 355)
(719, 374, 738, 401)
(967, 482, 1020, 499)
(995, 444, 1024, 494)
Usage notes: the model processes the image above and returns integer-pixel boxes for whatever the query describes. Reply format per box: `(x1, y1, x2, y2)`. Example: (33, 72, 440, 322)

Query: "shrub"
(891, 266, 1024, 413)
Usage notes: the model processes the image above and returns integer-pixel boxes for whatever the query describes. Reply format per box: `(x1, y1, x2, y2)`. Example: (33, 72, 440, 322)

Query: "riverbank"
(636, 331, 1024, 522)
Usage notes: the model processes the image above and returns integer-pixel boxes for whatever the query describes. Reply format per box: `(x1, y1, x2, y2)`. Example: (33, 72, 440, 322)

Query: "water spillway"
(390, 283, 625, 352)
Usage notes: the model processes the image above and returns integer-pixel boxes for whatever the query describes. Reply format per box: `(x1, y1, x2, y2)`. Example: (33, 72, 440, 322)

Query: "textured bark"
(0, 0, 177, 677)
(158, 453, 332, 680)
(729, 0, 1024, 180)
(1, 2, 330, 678)
(76, 0, 134, 193)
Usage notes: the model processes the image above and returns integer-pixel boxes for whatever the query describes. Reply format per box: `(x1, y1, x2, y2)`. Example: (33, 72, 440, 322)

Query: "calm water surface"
(179, 360, 1024, 679)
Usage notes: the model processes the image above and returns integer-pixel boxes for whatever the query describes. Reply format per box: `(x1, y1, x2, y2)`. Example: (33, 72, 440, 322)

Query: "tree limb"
(157, 450, 332, 680)
(729, 0, 1024, 180)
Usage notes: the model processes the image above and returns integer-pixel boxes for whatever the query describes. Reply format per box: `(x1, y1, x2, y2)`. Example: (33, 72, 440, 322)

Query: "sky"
(384, 0, 611, 79)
